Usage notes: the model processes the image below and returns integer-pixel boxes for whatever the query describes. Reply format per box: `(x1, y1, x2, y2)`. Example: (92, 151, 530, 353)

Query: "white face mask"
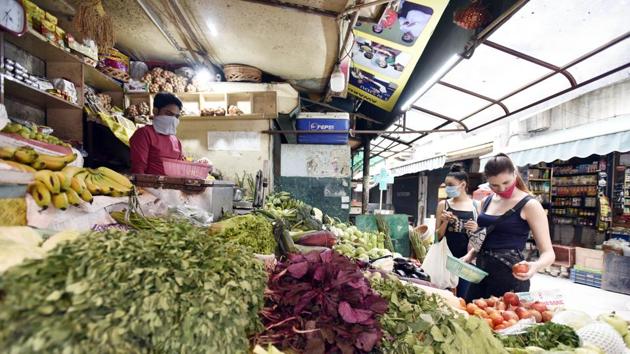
(152, 115, 179, 135)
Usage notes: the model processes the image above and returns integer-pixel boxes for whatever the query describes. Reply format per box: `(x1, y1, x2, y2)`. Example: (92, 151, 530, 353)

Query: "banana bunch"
(28, 166, 133, 210)
(0, 146, 76, 171)
(2, 122, 71, 147)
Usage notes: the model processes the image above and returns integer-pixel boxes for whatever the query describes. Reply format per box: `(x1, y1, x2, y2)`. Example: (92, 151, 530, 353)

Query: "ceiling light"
(206, 21, 218, 37)
(401, 54, 460, 111)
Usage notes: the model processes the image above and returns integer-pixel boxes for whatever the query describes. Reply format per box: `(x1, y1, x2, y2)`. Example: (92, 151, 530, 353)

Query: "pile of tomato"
(459, 292, 554, 331)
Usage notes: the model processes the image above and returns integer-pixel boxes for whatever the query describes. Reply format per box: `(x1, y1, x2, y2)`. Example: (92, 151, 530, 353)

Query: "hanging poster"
(348, 0, 449, 111)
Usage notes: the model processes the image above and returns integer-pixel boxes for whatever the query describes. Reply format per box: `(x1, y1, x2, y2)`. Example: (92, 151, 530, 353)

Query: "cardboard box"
(575, 247, 604, 271)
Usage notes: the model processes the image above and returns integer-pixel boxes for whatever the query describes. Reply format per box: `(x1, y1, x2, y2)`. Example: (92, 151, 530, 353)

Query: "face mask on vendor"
(152, 104, 181, 136)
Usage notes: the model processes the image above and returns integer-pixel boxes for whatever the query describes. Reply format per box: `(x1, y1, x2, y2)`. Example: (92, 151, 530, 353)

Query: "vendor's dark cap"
(153, 92, 183, 110)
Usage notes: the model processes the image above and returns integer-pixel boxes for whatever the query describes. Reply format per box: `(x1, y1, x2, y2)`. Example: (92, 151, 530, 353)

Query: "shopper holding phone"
(435, 164, 478, 298)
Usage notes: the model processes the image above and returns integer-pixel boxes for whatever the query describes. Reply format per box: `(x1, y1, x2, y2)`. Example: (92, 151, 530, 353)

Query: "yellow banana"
(52, 192, 69, 210)
(62, 166, 84, 177)
(29, 181, 52, 209)
(98, 174, 130, 194)
(35, 170, 61, 194)
(91, 172, 115, 195)
(55, 171, 72, 191)
(84, 173, 103, 195)
(30, 160, 46, 170)
(65, 189, 82, 206)
(96, 166, 132, 189)
(0, 147, 16, 160)
(70, 175, 86, 194)
(79, 188, 93, 203)
(13, 147, 39, 164)
(33, 153, 76, 171)
(0, 159, 36, 173)
(109, 187, 131, 198)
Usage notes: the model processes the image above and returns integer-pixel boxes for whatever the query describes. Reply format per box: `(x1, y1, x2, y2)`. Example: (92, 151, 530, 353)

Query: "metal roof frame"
(368, 1, 630, 162)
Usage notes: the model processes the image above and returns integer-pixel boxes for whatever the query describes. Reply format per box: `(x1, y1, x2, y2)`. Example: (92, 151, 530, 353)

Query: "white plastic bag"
(421, 238, 459, 289)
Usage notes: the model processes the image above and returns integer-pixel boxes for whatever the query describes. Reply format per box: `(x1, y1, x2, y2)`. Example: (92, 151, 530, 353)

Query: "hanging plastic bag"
(421, 238, 459, 289)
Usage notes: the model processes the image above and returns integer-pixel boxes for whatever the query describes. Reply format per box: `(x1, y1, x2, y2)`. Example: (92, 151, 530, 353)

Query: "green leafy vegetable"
(209, 213, 276, 254)
(368, 273, 508, 354)
(498, 322, 580, 350)
(0, 220, 267, 353)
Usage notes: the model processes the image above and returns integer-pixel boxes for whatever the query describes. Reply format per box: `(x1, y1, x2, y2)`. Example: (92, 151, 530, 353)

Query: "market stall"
(1, 0, 629, 353)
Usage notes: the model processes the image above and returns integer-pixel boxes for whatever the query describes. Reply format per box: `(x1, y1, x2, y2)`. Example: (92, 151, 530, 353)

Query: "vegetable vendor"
(462, 153, 555, 301)
(435, 164, 478, 298)
(130, 92, 184, 175)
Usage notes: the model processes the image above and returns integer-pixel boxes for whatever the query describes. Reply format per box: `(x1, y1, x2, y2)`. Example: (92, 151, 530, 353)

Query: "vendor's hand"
(464, 220, 478, 232)
(512, 261, 537, 281)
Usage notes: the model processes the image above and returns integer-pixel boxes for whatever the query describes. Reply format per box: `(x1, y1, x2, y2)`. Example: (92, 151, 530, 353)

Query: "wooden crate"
(552, 244, 576, 267)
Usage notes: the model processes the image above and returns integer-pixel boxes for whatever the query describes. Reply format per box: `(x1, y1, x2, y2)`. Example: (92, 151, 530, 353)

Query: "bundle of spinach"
(253, 250, 388, 354)
(0, 221, 268, 354)
(209, 213, 277, 254)
(498, 322, 580, 350)
(369, 273, 508, 354)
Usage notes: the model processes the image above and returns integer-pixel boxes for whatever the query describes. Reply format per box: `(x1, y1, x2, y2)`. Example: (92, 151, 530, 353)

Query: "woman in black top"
(435, 165, 477, 298)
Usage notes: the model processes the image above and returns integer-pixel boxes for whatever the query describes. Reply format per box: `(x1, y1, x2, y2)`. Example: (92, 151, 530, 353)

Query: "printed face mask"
(152, 115, 179, 135)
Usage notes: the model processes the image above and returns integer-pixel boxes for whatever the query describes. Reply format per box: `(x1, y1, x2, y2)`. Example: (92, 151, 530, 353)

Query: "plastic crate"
(575, 247, 604, 271)
(570, 268, 602, 288)
(162, 159, 212, 179)
(446, 255, 488, 283)
(552, 244, 576, 267)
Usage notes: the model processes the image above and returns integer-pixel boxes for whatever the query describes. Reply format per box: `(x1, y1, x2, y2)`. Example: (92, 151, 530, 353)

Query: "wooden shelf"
(4, 75, 81, 110)
(5, 29, 79, 63)
(181, 114, 277, 121)
(84, 65, 122, 92)
(554, 172, 599, 177)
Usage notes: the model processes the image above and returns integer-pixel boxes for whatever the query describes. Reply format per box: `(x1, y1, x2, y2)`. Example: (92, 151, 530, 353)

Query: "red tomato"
(514, 307, 531, 320)
(512, 263, 530, 274)
(484, 318, 494, 328)
(530, 309, 543, 323)
(466, 303, 479, 315)
(542, 311, 553, 323)
(503, 292, 521, 307)
(459, 298, 467, 310)
(496, 301, 507, 311)
(502, 310, 519, 322)
(474, 299, 488, 309)
(475, 309, 489, 319)
(489, 313, 504, 327)
(487, 296, 499, 307)
(531, 301, 548, 313)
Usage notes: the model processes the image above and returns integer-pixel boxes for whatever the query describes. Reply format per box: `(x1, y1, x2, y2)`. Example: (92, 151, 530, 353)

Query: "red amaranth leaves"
(253, 250, 388, 353)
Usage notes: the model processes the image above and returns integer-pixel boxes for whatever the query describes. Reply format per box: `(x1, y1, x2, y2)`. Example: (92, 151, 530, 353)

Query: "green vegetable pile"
(209, 213, 276, 254)
(368, 273, 507, 354)
(498, 322, 580, 350)
(264, 192, 324, 231)
(0, 221, 268, 353)
(330, 223, 393, 262)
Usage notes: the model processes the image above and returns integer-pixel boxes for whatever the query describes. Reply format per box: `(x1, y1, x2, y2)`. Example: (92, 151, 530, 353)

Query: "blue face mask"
(445, 185, 461, 198)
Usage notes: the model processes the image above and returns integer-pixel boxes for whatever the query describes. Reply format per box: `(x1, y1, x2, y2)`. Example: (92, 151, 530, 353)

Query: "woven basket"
(223, 64, 262, 83)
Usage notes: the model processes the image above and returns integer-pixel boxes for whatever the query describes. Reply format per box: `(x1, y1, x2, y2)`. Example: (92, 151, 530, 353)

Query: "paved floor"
(530, 273, 630, 320)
